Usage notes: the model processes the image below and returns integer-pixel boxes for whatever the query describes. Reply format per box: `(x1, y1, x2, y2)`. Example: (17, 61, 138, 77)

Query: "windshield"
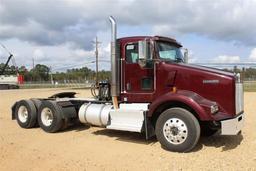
(156, 42, 183, 62)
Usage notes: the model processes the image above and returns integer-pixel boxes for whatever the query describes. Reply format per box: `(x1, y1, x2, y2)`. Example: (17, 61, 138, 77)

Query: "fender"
(49, 92, 76, 98)
(148, 90, 217, 121)
(56, 101, 77, 119)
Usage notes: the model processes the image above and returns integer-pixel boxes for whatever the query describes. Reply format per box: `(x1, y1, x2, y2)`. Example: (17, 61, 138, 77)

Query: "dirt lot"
(0, 88, 255, 171)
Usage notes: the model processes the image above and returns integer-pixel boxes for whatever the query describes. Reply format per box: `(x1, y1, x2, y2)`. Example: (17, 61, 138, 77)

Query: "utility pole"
(32, 57, 35, 82)
(92, 36, 101, 86)
(32, 57, 35, 69)
(50, 66, 54, 85)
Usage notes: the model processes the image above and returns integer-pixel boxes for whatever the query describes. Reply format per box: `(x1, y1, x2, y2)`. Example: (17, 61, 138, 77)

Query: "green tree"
(31, 64, 50, 81)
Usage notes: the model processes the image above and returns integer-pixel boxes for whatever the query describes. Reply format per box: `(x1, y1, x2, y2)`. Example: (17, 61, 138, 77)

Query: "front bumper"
(221, 112, 244, 135)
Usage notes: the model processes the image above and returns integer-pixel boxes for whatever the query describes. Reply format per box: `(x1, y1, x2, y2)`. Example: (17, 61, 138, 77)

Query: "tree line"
(0, 63, 111, 82)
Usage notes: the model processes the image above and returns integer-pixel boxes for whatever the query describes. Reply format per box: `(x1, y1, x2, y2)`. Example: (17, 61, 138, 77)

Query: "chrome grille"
(235, 83, 244, 114)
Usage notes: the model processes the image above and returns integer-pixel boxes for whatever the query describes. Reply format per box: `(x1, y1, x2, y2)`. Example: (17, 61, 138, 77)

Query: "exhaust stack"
(109, 16, 119, 109)
(184, 48, 188, 64)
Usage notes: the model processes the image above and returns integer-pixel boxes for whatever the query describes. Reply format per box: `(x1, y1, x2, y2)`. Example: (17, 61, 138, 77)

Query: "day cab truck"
(11, 16, 244, 152)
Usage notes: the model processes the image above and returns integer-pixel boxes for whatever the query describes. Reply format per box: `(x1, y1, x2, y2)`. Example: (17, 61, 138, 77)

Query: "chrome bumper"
(221, 112, 244, 135)
(235, 83, 244, 114)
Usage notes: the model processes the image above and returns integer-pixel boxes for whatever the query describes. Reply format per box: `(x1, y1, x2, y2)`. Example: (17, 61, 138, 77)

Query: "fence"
(20, 80, 94, 89)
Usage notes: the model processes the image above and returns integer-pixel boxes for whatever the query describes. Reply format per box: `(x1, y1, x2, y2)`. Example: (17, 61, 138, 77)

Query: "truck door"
(121, 40, 155, 102)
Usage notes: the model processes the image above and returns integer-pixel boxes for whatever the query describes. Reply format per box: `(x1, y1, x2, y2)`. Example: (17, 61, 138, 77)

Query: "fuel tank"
(78, 103, 113, 126)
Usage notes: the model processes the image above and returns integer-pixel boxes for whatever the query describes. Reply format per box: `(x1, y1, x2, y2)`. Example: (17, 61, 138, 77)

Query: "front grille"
(235, 83, 244, 114)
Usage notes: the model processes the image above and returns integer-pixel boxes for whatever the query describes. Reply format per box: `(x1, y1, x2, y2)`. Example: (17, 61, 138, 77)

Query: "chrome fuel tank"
(78, 103, 113, 126)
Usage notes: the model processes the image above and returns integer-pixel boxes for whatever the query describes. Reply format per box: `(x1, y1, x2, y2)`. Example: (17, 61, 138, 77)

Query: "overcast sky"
(0, 0, 256, 71)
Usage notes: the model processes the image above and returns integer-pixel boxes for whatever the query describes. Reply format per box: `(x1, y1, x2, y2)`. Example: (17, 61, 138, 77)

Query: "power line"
(192, 63, 256, 68)
(193, 62, 256, 66)
(51, 61, 96, 71)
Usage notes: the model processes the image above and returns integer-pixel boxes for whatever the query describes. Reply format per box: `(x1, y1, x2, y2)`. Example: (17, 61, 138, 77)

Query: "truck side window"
(125, 41, 153, 68)
(126, 43, 138, 63)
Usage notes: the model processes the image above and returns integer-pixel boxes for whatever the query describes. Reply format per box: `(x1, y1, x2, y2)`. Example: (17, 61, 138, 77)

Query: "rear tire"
(15, 100, 37, 128)
(155, 108, 200, 152)
(38, 101, 64, 133)
(30, 99, 42, 127)
(31, 99, 42, 110)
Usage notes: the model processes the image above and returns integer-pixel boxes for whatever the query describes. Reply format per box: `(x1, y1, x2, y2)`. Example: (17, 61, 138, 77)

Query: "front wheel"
(155, 108, 200, 152)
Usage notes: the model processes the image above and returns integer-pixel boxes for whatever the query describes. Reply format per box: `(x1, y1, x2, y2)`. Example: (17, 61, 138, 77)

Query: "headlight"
(210, 105, 219, 114)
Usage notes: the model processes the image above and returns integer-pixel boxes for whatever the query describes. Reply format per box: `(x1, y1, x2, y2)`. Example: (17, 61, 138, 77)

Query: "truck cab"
(118, 36, 243, 120)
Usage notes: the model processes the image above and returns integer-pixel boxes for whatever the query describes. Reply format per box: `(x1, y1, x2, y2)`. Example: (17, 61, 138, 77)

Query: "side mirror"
(183, 48, 188, 64)
(138, 40, 148, 67)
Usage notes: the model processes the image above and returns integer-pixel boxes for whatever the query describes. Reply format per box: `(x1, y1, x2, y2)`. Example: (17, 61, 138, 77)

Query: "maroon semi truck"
(12, 16, 244, 152)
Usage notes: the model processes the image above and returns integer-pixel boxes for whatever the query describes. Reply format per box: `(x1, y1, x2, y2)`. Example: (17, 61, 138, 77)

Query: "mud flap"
(143, 113, 155, 140)
(11, 102, 18, 120)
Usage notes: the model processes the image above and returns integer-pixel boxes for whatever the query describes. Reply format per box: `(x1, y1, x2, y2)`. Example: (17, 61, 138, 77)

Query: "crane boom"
(0, 54, 13, 75)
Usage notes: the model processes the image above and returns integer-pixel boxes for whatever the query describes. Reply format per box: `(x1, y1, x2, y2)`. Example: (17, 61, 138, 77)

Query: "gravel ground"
(0, 88, 255, 171)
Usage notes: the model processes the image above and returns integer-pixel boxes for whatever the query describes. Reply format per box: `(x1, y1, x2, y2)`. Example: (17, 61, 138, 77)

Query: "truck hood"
(176, 63, 235, 77)
(159, 62, 236, 115)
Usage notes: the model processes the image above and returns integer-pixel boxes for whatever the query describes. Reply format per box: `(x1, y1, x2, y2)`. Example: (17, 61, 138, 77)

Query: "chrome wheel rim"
(18, 105, 28, 123)
(163, 118, 188, 145)
(41, 107, 54, 127)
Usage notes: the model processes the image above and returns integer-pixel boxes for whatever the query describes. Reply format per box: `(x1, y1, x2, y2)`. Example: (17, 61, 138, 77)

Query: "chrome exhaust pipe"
(109, 16, 119, 108)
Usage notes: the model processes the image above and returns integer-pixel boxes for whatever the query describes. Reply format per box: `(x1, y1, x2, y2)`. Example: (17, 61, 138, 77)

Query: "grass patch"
(244, 81, 256, 92)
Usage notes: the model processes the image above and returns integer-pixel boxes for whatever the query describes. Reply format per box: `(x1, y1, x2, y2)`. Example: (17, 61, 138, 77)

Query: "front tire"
(155, 108, 200, 152)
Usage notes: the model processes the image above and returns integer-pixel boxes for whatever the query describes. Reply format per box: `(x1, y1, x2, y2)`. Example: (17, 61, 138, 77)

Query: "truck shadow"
(59, 123, 90, 133)
(93, 129, 243, 151)
(59, 124, 243, 152)
(92, 129, 157, 145)
(193, 133, 244, 152)
(56, 123, 157, 144)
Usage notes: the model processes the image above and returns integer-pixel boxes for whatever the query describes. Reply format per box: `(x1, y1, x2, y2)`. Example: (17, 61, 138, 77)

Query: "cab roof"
(117, 36, 182, 47)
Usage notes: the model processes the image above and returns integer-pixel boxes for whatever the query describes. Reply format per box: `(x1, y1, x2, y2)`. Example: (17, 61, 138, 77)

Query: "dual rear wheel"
(15, 100, 66, 133)
(37, 101, 64, 133)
